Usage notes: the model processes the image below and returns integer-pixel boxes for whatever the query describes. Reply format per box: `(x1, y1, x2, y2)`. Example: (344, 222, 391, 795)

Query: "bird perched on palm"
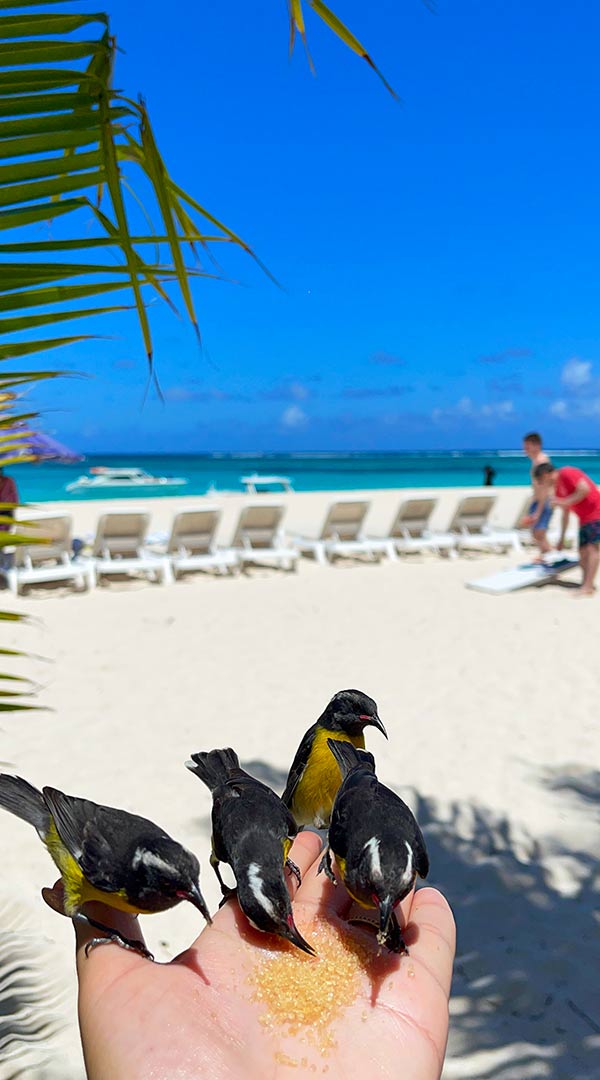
(319, 740, 429, 953)
(282, 689, 387, 828)
(0, 774, 211, 959)
(186, 748, 314, 954)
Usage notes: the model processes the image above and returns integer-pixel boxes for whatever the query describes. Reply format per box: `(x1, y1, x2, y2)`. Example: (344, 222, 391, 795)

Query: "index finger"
(406, 886, 456, 999)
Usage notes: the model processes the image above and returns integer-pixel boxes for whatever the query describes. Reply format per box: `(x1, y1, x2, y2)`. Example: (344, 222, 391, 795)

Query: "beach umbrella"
(7, 428, 83, 463)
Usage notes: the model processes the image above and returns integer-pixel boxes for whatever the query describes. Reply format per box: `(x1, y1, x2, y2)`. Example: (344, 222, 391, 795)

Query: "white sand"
(0, 487, 597, 1079)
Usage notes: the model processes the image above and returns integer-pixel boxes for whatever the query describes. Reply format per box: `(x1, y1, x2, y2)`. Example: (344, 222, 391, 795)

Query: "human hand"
(44, 832, 455, 1080)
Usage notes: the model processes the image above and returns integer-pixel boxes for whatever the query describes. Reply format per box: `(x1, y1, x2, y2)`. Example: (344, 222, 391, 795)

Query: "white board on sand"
(466, 558, 579, 594)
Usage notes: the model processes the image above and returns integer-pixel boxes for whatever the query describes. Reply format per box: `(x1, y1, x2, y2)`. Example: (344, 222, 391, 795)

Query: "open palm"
(49, 832, 455, 1080)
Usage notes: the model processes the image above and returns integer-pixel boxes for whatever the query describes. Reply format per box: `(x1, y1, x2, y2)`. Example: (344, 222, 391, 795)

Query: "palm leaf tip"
(307, 0, 399, 100)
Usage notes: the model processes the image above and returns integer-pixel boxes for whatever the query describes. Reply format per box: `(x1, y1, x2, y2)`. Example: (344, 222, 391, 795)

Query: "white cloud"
(549, 400, 568, 419)
(561, 357, 592, 389)
(289, 382, 309, 401)
(432, 399, 514, 424)
(280, 405, 308, 429)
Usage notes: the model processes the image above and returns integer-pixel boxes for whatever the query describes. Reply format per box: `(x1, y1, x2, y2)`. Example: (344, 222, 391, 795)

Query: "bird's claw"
(84, 933, 154, 961)
(285, 857, 302, 886)
(218, 885, 237, 909)
(317, 849, 337, 885)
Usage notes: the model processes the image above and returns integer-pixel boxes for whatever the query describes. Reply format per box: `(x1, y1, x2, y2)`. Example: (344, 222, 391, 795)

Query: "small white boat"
(66, 466, 188, 493)
(240, 473, 294, 493)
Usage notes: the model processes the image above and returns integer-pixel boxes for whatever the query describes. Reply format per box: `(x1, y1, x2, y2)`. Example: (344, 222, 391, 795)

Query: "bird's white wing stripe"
(248, 862, 276, 918)
(364, 836, 383, 880)
(132, 847, 178, 876)
(399, 841, 414, 888)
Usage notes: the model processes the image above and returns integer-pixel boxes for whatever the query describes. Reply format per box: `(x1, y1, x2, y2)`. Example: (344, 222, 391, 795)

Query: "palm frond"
(288, 0, 398, 98)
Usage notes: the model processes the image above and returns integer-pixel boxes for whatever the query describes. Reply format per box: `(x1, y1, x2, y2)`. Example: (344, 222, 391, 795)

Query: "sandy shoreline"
(0, 486, 597, 1079)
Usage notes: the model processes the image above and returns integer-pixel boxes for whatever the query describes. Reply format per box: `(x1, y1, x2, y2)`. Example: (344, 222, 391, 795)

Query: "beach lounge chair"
(448, 495, 522, 554)
(166, 508, 238, 578)
(378, 498, 457, 557)
(90, 512, 173, 585)
(230, 504, 298, 571)
(3, 515, 94, 594)
(293, 499, 391, 563)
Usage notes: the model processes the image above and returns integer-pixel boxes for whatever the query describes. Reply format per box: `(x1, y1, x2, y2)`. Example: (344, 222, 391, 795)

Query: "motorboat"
(66, 466, 188, 492)
(240, 473, 294, 493)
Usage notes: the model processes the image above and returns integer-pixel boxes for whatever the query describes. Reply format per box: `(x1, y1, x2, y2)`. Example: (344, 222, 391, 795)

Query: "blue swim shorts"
(529, 499, 553, 531)
(579, 519, 600, 547)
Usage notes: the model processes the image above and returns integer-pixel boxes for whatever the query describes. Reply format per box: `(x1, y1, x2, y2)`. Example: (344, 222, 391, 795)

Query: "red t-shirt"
(556, 466, 600, 523)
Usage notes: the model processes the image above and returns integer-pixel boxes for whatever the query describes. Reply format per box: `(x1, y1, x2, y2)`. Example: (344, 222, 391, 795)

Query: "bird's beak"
(186, 881, 213, 925)
(376, 895, 394, 945)
(361, 712, 387, 739)
(285, 914, 316, 956)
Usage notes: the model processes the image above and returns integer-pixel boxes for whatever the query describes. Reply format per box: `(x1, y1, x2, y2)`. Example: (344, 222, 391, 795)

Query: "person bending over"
(521, 433, 552, 558)
(534, 461, 600, 596)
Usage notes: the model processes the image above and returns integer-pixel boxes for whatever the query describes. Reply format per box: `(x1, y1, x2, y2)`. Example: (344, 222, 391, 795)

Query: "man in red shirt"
(534, 461, 600, 596)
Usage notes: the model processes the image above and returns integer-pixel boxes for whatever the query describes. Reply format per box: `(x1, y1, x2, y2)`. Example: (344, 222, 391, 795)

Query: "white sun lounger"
(377, 498, 457, 557)
(166, 508, 238, 578)
(293, 500, 390, 563)
(466, 556, 579, 593)
(4, 515, 94, 594)
(449, 495, 522, 554)
(230, 504, 298, 571)
(90, 513, 173, 585)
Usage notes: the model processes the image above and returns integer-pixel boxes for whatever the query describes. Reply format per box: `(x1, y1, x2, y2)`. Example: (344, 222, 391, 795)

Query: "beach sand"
(0, 488, 597, 1079)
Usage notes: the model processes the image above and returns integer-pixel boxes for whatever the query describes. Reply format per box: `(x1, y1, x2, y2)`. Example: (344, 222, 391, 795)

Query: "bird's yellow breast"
(292, 728, 365, 827)
(44, 819, 143, 916)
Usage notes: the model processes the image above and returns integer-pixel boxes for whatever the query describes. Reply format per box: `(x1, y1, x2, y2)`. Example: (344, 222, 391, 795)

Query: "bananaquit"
(0, 774, 211, 959)
(282, 689, 387, 828)
(319, 740, 429, 953)
(186, 748, 315, 955)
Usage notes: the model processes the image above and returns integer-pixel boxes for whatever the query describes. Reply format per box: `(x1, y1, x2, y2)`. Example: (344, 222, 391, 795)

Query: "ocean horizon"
(12, 449, 600, 503)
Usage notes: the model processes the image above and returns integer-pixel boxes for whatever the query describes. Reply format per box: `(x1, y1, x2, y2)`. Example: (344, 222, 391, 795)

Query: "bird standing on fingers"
(281, 689, 387, 828)
(319, 740, 429, 953)
(0, 774, 211, 959)
(186, 747, 315, 955)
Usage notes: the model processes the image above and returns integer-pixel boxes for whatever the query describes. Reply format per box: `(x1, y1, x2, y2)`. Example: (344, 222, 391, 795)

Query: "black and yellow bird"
(0, 774, 212, 959)
(281, 689, 387, 828)
(319, 740, 429, 953)
(186, 748, 315, 955)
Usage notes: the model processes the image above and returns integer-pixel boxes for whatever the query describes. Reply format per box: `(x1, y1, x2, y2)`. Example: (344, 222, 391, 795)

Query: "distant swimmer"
(483, 465, 496, 486)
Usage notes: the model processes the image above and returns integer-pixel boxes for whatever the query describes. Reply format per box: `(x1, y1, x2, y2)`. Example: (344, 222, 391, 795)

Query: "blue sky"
(27, 0, 600, 451)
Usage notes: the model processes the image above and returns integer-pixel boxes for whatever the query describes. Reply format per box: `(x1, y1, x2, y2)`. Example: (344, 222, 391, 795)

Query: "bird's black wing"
(411, 820, 429, 880)
(212, 772, 297, 860)
(281, 724, 317, 808)
(328, 772, 377, 860)
(377, 784, 430, 880)
(43, 787, 164, 893)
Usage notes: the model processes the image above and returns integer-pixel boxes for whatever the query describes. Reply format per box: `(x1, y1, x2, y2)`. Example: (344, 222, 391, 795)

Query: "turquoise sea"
(12, 450, 600, 503)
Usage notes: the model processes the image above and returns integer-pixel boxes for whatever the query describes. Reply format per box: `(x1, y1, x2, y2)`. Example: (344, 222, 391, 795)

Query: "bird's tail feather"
(326, 739, 375, 778)
(186, 748, 242, 791)
(0, 775, 50, 836)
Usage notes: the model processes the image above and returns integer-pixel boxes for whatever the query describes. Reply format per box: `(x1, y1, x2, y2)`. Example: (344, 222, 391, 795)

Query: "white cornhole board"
(466, 558, 579, 594)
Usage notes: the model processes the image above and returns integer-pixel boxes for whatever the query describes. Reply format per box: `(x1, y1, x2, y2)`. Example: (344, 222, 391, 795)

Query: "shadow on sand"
(244, 756, 600, 1080)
